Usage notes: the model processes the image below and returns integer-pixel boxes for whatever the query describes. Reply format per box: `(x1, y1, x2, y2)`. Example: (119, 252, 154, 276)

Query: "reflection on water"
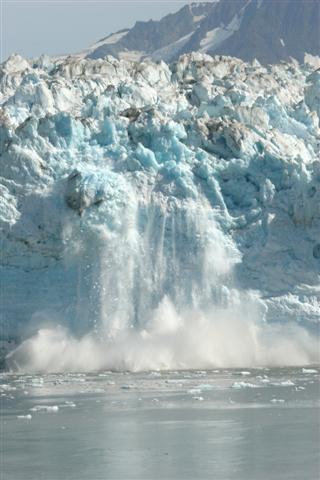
(1, 367, 319, 480)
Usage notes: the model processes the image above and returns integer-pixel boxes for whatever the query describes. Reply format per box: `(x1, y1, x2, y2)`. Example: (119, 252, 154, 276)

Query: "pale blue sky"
(1, 0, 193, 60)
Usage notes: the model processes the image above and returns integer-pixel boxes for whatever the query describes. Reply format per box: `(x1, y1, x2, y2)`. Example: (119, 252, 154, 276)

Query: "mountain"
(1, 51, 319, 369)
(86, 0, 320, 64)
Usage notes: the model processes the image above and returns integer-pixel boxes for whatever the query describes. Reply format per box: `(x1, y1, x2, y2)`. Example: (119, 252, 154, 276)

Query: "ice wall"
(0, 53, 319, 369)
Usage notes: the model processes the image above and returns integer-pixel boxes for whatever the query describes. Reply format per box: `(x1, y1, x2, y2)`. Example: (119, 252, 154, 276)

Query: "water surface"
(1, 367, 319, 480)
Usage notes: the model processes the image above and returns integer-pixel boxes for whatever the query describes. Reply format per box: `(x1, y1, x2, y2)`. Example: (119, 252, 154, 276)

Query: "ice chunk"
(232, 382, 259, 389)
(188, 388, 202, 394)
(302, 368, 318, 374)
(30, 405, 59, 412)
(280, 380, 295, 386)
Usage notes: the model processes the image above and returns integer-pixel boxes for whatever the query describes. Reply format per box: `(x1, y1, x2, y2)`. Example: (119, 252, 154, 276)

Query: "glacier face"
(0, 53, 319, 370)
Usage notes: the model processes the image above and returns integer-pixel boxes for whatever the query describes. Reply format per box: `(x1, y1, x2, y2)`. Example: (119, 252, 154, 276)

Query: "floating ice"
(188, 388, 202, 394)
(232, 382, 260, 389)
(59, 401, 76, 408)
(280, 380, 295, 386)
(196, 384, 214, 390)
(30, 405, 59, 412)
(0, 384, 16, 392)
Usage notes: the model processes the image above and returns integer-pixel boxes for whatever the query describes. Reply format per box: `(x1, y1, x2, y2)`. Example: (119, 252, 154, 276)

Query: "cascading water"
(99, 203, 238, 333)
(62, 168, 241, 339)
(6, 174, 319, 372)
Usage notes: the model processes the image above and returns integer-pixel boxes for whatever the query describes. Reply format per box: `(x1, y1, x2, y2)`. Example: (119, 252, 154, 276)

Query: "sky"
(0, 0, 193, 61)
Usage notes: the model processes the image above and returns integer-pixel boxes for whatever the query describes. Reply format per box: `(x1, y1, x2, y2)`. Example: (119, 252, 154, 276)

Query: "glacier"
(0, 52, 319, 371)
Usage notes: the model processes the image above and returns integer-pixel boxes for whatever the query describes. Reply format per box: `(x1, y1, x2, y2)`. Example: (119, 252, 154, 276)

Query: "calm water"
(1, 367, 319, 480)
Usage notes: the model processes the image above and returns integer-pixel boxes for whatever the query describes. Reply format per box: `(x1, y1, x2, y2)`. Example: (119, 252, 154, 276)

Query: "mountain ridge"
(85, 0, 320, 64)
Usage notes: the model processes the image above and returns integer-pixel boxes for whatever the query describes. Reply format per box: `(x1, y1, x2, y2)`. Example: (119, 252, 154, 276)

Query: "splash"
(6, 199, 320, 373)
(7, 295, 319, 373)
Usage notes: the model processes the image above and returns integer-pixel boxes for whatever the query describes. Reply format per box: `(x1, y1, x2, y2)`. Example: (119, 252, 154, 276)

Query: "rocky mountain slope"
(86, 0, 320, 64)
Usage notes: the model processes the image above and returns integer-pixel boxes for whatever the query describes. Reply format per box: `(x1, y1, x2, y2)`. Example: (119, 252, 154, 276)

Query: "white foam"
(7, 296, 319, 373)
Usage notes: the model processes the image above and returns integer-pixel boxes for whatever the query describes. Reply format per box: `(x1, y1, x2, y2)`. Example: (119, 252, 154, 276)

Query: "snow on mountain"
(86, 0, 320, 65)
(86, 2, 217, 62)
(0, 51, 320, 370)
(77, 29, 130, 59)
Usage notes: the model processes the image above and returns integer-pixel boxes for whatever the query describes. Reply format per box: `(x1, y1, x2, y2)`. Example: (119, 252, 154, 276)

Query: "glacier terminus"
(0, 52, 319, 371)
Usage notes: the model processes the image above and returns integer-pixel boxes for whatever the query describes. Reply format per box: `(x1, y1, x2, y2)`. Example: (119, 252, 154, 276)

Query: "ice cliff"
(0, 53, 319, 370)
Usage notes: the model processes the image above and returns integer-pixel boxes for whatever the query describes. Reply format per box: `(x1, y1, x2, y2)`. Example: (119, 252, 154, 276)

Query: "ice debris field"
(0, 52, 319, 371)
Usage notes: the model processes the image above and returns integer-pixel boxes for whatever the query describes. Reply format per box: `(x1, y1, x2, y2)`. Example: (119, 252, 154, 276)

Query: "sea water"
(1, 367, 319, 480)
